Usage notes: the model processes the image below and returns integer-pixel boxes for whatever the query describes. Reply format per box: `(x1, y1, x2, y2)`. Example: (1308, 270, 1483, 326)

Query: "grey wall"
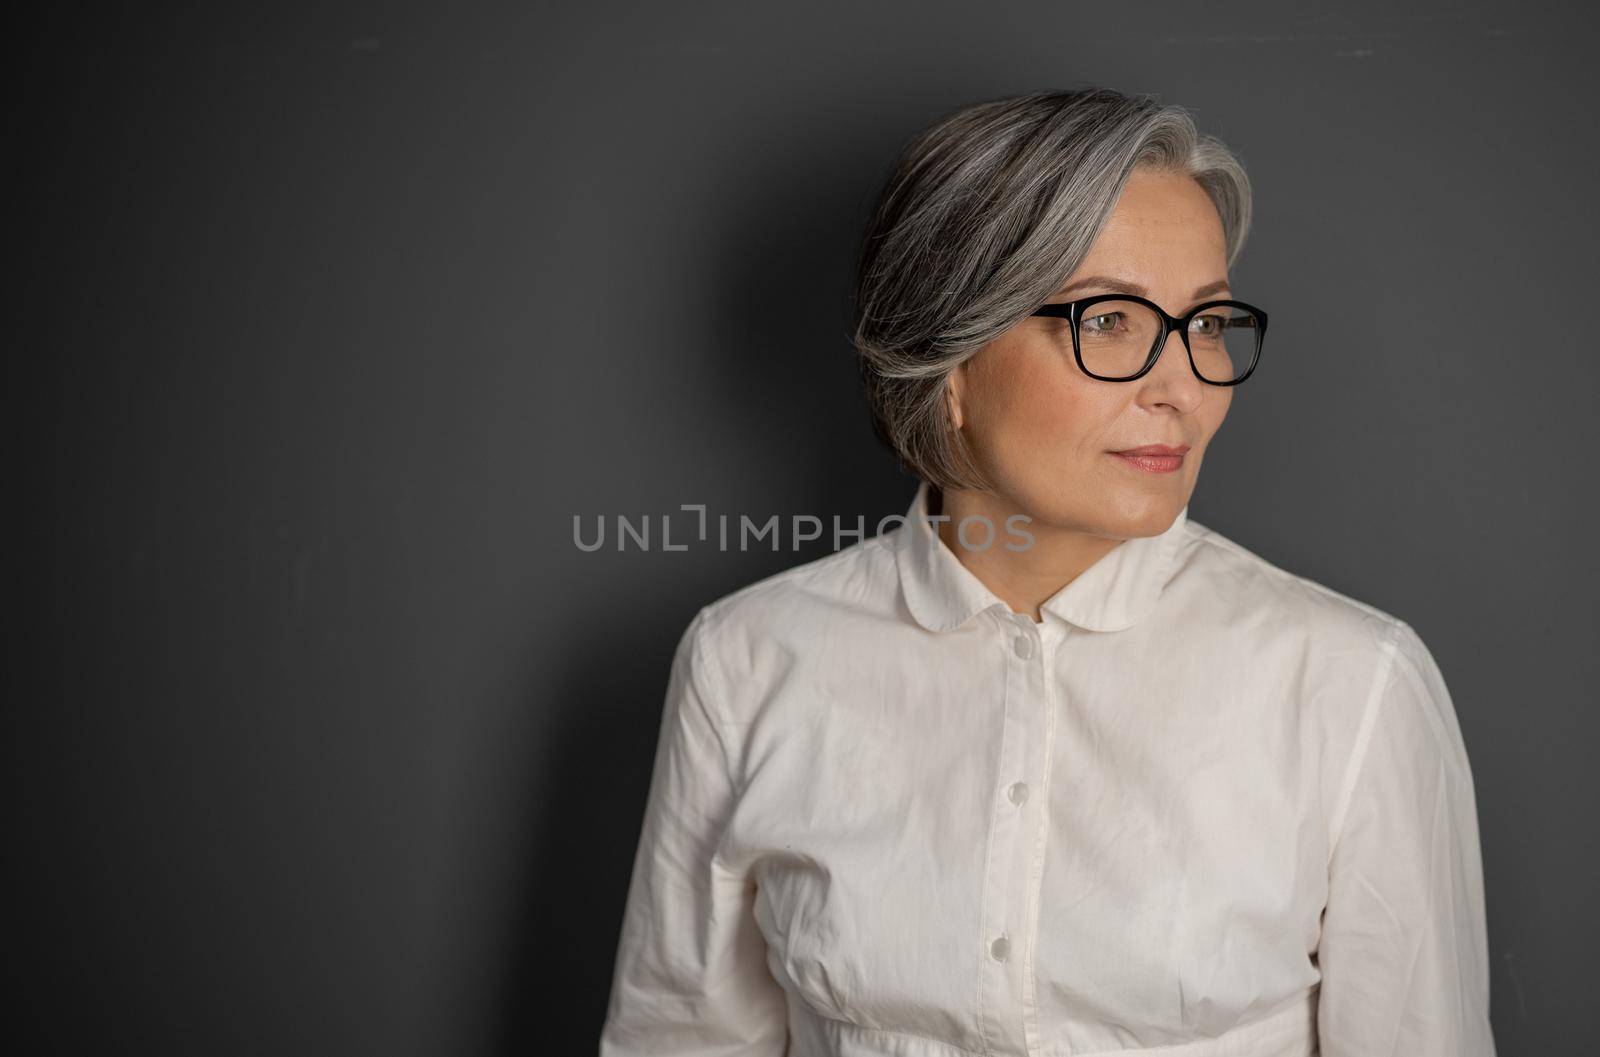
(14, 0, 1596, 1052)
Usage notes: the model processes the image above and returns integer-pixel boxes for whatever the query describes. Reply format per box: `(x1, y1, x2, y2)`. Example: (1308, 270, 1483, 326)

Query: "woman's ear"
(945, 369, 965, 432)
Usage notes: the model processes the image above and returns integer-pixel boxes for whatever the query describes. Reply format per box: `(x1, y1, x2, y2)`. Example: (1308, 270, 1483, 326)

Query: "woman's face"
(947, 166, 1235, 539)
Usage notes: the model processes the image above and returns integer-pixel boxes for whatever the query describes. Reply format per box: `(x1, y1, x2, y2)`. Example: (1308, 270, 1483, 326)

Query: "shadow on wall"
(490, 108, 905, 1049)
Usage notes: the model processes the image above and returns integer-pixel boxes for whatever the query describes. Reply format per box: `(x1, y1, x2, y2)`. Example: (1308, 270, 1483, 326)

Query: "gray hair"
(850, 87, 1255, 492)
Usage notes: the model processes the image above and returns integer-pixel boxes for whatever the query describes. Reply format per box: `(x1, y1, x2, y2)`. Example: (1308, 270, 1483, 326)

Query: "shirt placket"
(976, 609, 1052, 1056)
(1020, 618, 1065, 1053)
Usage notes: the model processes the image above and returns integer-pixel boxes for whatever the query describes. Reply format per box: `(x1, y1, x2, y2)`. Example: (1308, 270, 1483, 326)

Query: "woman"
(598, 87, 1495, 1056)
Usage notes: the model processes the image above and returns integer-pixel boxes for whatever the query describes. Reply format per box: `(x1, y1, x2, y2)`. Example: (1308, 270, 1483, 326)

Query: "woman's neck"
(932, 484, 1123, 623)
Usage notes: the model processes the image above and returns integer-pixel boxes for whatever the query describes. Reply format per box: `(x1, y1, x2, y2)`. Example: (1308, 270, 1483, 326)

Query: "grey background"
(13, 0, 1597, 1052)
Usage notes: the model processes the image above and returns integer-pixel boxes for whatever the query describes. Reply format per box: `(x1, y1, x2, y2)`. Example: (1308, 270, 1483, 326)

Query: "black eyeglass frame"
(1030, 294, 1269, 385)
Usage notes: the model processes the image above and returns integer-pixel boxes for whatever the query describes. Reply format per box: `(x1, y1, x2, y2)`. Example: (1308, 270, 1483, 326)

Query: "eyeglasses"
(1030, 294, 1268, 385)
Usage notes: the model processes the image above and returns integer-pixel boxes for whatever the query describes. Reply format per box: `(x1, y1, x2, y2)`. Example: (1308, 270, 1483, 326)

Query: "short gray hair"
(851, 87, 1255, 492)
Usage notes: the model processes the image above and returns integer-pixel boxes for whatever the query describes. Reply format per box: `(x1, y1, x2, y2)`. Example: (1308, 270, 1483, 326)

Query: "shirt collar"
(893, 479, 1190, 634)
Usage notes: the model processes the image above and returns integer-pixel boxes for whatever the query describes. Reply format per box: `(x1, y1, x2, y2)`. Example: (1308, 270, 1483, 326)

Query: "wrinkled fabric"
(599, 481, 1495, 1056)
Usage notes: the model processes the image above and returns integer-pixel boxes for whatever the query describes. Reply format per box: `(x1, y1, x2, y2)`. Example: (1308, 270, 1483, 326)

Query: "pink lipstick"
(1109, 443, 1189, 474)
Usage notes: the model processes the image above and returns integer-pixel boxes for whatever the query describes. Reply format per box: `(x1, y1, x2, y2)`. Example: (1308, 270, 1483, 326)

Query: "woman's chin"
(1085, 488, 1190, 538)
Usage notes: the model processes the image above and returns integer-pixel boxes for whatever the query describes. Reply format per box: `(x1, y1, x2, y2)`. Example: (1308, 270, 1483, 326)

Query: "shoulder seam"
(1326, 618, 1411, 860)
(682, 606, 741, 794)
(1386, 622, 1472, 783)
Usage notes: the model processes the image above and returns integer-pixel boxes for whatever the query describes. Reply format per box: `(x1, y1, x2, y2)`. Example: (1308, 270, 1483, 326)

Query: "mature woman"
(598, 87, 1495, 1056)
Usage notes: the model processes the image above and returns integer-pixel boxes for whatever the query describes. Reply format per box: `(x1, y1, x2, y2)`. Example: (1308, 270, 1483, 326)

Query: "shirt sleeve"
(598, 608, 790, 1055)
(1316, 620, 1496, 1056)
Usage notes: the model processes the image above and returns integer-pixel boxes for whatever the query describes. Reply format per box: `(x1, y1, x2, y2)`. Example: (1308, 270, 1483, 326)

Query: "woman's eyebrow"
(1054, 276, 1231, 299)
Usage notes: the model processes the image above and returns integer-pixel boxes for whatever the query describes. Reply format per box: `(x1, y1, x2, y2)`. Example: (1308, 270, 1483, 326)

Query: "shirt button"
(1013, 635, 1034, 659)
(990, 935, 1010, 962)
(1008, 781, 1029, 805)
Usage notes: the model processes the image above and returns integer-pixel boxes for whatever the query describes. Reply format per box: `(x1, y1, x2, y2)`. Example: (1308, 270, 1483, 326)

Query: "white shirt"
(598, 481, 1496, 1056)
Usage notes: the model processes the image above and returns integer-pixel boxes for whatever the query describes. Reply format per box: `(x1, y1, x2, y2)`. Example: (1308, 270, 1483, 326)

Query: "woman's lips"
(1109, 447, 1187, 473)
